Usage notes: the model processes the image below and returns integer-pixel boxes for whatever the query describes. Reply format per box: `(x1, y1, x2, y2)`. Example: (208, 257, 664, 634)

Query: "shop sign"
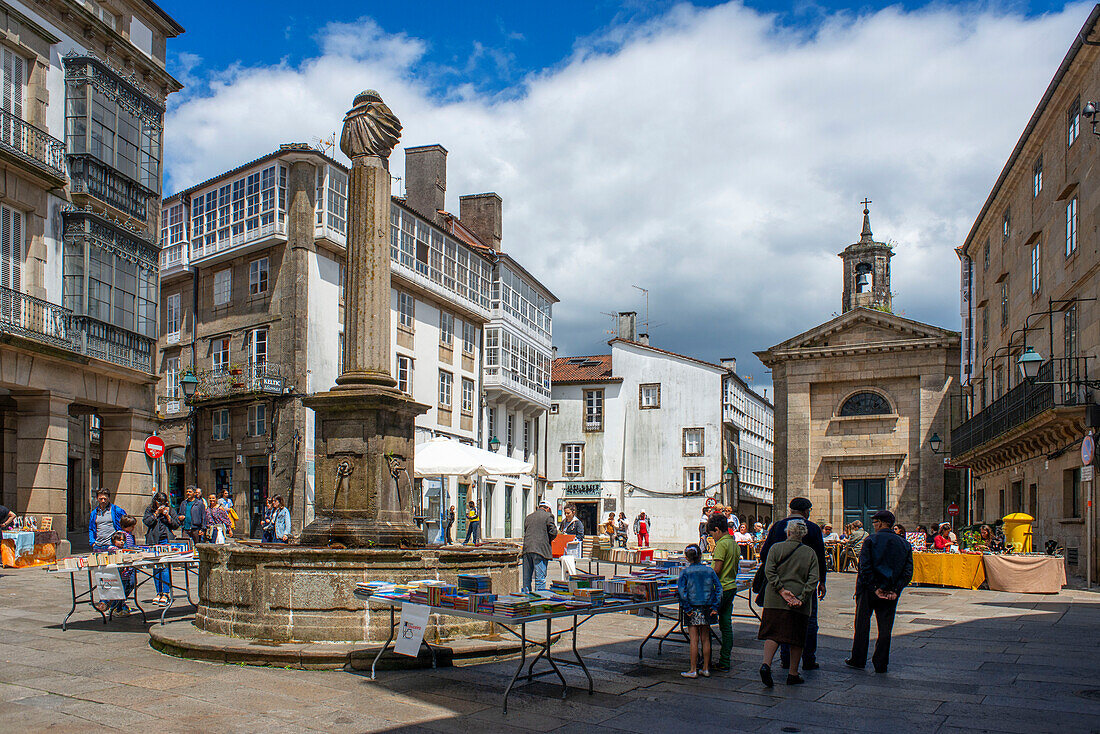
(563, 483, 602, 497)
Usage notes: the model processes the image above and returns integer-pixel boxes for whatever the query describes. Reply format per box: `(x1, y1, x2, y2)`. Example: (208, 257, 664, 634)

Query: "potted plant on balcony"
(229, 364, 244, 376)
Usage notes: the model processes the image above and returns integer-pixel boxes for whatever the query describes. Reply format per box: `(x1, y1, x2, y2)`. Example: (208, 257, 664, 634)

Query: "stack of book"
(493, 594, 534, 618)
(457, 574, 492, 594)
(583, 536, 600, 559)
(625, 578, 660, 601)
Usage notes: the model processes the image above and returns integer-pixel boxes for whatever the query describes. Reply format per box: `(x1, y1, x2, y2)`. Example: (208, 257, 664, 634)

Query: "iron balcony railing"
(951, 357, 1091, 457)
(195, 362, 286, 400)
(0, 108, 66, 179)
(0, 287, 154, 372)
(68, 154, 155, 223)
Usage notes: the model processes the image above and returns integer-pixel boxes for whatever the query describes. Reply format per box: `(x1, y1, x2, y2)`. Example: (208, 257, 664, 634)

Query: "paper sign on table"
(93, 567, 126, 601)
(394, 603, 430, 657)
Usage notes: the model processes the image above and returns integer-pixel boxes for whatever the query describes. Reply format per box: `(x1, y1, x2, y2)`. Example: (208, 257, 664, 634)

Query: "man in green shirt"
(708, 513, 741, 671)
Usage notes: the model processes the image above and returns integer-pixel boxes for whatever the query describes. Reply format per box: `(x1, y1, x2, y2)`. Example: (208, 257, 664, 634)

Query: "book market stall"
(1, 516, 59, 568)
(355, 557, 759, 714)
(46, 542, 198, 629)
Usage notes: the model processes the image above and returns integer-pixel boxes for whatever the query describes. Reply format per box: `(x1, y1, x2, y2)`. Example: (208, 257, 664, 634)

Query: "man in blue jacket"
(846, 510, 913, 674)
(88, 489, 126, 550)
(758, 497, 827, 670)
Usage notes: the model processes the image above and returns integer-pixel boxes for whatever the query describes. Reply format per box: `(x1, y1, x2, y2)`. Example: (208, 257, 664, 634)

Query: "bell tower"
(840, 200, 893, 313)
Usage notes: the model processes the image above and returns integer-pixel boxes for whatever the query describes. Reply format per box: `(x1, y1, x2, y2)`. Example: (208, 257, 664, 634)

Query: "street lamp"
(723, 466, 736, 508)
(929, 432, 944, 454)
(1084, 101, 1100, 138)
(180, 370, 199, 400)
(488, 435, 500, 452)
(1017, 346, 1044, 381)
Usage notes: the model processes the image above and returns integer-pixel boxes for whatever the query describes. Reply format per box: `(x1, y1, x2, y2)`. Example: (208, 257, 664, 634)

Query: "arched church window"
(839, 392, 891, 416)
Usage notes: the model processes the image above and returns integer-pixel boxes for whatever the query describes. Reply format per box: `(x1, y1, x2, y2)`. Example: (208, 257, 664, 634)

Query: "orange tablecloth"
(982, 554, 1066, 594)
(911, 552, 986, 590)
(1, 531, 59, 568)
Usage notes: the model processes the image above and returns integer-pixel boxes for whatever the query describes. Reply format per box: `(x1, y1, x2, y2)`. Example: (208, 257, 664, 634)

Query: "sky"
(160, 0, 1095, 391)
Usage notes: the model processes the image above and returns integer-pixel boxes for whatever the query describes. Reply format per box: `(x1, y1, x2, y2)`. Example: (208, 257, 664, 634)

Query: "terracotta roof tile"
(552, 355, 619, 383)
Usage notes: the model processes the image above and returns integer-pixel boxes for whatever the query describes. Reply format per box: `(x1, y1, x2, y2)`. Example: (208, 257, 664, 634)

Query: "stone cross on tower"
(299, 90, 429, 548)
(839, 199, 894, 313)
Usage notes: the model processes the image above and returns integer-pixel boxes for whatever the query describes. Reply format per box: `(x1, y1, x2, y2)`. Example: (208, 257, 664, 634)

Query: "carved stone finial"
(340, 89, 402, 161)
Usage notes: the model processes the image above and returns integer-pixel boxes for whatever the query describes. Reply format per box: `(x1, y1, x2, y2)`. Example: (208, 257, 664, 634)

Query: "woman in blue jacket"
(676, 543, 722, 679)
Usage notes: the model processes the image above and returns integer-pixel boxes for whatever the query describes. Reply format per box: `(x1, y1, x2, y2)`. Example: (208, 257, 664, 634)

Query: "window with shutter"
(1, 48, 25, 147)
(0, 205, 23, 293)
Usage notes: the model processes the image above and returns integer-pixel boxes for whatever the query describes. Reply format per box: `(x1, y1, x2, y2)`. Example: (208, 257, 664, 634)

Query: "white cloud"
(163, 2, 1094, 382)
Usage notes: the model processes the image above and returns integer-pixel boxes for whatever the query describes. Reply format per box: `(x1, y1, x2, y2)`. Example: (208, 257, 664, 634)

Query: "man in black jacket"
(758, 497, 827, 670)
(522, 501, 558, 592)
(846, 509, 913, 674)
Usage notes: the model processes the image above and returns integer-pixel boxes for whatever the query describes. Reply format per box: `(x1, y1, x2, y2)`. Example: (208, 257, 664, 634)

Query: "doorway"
(248, 465, 267, 538)
(504, 484, 513, 537)
(457, 483, 468, 536)
(572, 500, 599, 536)
(843, 478, 886, 530)
(167, 464, 184, 512)
(66, 458, 81, 533)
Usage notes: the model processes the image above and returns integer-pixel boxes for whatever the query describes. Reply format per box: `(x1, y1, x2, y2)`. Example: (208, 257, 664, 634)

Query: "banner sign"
(563, 483, 601, 497)
(394, 603, 430, 657)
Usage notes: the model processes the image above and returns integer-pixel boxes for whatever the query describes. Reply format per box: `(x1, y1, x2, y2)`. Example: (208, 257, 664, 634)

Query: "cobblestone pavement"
(1, 565, 1097, 733)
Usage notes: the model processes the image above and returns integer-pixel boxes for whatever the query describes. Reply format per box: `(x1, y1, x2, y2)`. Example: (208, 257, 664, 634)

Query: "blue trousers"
(781, 593, 818, 667)
(153, 566, 171, 595)
(522, 554, 548, 592)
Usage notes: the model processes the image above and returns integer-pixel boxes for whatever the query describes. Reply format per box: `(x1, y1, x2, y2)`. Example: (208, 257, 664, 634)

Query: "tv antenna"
(599, 311, 618, 337)
(632, 285, 650, 334)
(313, 132, 336, 157)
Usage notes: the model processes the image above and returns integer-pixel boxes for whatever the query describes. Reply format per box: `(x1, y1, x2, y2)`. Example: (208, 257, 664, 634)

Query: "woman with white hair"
(758, 519, 820, 687)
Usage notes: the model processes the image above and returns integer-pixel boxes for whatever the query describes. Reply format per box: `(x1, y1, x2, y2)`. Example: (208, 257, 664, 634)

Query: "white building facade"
(722, 367, 775, 527)
(546, 318, 726, 547)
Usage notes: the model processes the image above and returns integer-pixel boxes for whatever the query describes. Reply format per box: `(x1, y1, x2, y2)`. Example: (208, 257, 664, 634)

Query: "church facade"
(757, 209, 961, 530)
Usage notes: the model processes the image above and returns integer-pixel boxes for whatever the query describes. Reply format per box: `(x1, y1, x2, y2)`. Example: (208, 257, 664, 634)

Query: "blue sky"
(161, 1, 1094, 385)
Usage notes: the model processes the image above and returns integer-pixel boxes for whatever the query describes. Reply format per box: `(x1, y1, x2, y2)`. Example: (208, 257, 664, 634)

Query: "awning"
(414, 437, 533, 478)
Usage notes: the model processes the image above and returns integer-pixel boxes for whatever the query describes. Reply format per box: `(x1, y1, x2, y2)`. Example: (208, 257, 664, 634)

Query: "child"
(107, 529, 136, 617)
(676, 543, 722, 679)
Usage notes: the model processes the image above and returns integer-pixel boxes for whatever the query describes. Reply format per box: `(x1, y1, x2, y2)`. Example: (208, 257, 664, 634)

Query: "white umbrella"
(413, 436, 533, 478)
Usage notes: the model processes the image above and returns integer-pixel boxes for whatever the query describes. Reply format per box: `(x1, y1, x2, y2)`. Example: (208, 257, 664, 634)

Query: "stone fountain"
(193, 91, 520, 644)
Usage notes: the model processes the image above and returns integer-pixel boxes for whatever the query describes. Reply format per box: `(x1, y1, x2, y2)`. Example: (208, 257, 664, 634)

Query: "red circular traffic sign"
(705, 497, 717, 508)
(947, 502, 959, 516)
(144, 435, 165, 459)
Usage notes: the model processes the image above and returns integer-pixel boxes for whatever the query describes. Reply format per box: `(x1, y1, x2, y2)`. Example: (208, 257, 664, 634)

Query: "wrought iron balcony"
(194, 363, 286, 400)
(68, 154, 155, 223)
(951, 357, 1092, 458)
(0, 109, 66, 182)
(0, 287, 154, 373)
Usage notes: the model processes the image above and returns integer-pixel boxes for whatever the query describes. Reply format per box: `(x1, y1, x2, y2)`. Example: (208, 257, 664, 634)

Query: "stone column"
(15, 394, 71, 538)
(100, 410, 157, 516)
(299, 90, 429, 548)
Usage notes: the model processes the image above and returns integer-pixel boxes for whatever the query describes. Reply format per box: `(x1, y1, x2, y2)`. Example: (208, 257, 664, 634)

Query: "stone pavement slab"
(2, 564, 1099, 732)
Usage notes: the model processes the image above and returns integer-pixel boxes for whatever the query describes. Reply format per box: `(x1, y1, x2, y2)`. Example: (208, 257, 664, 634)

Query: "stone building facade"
(953, 7, 1100, 578)
(0, 0, 182, 540)
(156, 143, 554, 540)
(758, 211, 960, 530)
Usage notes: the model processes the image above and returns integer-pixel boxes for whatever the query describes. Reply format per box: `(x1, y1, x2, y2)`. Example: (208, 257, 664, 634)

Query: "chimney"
(552, 345, 558, 359)
(720, 357, 737, 372)
(617, 312, 637, 341)
(638, 333, 649, 346)
(404, 144, 447, 226)
(460, 193, 502, 251)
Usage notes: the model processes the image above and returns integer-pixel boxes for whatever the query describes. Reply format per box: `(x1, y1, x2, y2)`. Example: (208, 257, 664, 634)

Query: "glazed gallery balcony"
(68, 154, 157, 224)
(952, 357, 1096, 460)
(193, 363, 286, 401)
(0, 287, 154, 373)
(0, 108, 66, 185)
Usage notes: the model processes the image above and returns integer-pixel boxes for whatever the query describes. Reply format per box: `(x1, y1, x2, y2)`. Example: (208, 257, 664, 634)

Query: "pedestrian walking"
(464, 501, 480, 545)
(758, 519, 820, 686)
(757, 497, 827, 671)
(207, 493, 232, 542)
(521, 501, 557, 592)
(603, 512, 617, 543)
(272, 495, 291, 542)
(846, 510, 913, 674)
(445, 505, 456, 544)
(708, 513, 740, 671)
(676, 543, 722, 679)
(143, 492, 178, 606)
(634, 511, 651, 548)
(699, 508, 711, 549)
(88, 489, 126, 551)
(615, 513, 629, 549)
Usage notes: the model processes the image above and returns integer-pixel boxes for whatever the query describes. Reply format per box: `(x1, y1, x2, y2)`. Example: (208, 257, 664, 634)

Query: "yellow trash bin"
(1001, 513, 1034, 552)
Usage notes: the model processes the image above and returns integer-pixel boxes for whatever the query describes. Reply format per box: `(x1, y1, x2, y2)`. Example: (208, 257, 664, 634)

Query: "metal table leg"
(639, 605, 663, 658)
(657, 608, 682, 656)
(503, 622, 528, 714)
(371, 606, 397, 681)
(542, 618, 568, 698)
(570, 614, 593, 695)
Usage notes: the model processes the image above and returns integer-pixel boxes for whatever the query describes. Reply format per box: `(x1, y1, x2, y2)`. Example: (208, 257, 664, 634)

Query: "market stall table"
(47, 556, 198, 629)
(910, 552, 986, 590)
(982, 554, 1066, 593)
(1, 530, 59, 568)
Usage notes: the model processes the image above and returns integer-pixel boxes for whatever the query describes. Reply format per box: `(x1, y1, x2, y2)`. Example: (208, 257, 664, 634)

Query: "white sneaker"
(700, 670, 711, 678)
(680, 671, 698, 679)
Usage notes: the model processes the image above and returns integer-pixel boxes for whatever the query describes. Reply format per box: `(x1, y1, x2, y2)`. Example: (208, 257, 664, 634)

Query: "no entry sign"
(144, 435, 165, 460)
(1083, 433, 1095, 467)
(947, 502, 959, 517)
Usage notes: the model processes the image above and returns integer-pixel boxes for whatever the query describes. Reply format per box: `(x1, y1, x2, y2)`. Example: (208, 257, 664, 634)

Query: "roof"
(552, 355, 619, 384)
(608, 338, 726, 372)
(163, 144, 345, 202)
(140, 0, 186, 35)
(961, 4, 1100, 255)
